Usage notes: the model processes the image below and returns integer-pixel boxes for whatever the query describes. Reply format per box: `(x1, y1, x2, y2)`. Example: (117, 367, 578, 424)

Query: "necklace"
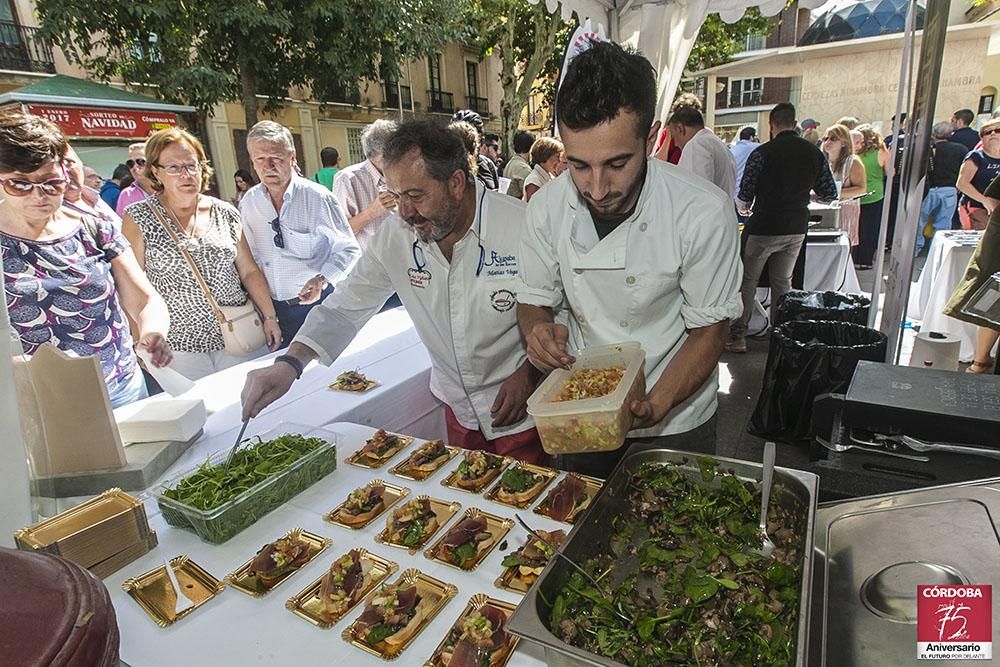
(161, 196, 201, 252)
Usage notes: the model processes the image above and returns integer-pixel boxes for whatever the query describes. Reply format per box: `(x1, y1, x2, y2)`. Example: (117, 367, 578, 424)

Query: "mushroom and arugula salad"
(547, 458, 804, 666)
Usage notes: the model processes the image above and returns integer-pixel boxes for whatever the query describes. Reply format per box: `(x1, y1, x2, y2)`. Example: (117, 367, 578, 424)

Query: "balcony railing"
(0, 22, 55, 74)
(427, 89, 454, 114)
(383, 83, 412, 110)
(727, 91, 763, 108)
(466, 96, 489, 116)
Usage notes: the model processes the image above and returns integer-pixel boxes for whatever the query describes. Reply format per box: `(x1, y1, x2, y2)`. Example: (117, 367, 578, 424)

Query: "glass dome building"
(799, 0, 926, 46)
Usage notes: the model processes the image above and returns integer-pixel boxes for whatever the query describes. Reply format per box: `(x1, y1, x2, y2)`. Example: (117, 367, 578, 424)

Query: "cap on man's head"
(453, 110, 484, 135)
(739, 126, 757, 140)
(800, 118, 819, 130)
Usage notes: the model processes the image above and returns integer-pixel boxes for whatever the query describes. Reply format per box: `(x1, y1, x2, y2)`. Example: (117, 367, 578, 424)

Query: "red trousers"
(444, 406, 546, 465)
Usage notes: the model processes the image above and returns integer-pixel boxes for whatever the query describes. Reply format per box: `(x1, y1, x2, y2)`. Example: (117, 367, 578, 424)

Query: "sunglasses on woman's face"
(0, 175, 69, 197)
(981, 127, 1000, 138)
(126, 158, 146, 169)
(822, 136, 836, 142)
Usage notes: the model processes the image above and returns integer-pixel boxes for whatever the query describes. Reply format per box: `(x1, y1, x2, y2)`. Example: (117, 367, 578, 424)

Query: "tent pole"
(876, 0, 952, 363)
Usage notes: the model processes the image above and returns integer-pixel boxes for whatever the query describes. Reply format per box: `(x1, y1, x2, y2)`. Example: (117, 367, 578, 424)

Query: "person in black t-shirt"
(916, 122, 968, 254)
(951, 109, 980, 152)
(727, 103, 839, 353)
(956, 117, 1000, 231)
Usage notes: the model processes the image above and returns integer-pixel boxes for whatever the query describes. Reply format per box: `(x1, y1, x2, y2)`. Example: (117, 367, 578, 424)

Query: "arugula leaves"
(451, 541, 478, 565)
(366, 622, 398, 645)
(501, 467, 538, 493)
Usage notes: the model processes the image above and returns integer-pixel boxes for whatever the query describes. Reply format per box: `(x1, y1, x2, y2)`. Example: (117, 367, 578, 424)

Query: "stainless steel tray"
(808, 476, 1000, 667)
(506, 447, 819, 667)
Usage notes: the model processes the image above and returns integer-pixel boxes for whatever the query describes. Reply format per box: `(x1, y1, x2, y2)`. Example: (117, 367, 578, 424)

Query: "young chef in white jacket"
(241, 120, 545, 463)
(516, 41, 743, 478)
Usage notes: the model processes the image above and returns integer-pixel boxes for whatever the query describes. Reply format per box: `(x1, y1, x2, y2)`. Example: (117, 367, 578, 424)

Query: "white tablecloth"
(908, 230, 982, 363)
(110, 422, 552, 667)
(138, 307, 447, 493)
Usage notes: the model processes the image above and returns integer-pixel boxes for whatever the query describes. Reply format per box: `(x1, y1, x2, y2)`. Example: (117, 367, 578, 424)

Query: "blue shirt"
(730, 139, 759, 197)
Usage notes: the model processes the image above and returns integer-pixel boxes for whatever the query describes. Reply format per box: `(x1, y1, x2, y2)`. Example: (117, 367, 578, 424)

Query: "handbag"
(150, 199, 266, 355)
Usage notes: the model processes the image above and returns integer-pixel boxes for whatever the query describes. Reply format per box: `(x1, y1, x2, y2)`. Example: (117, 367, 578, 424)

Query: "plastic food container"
(526, 342, 646, 455)
(154, 423, 338, 544)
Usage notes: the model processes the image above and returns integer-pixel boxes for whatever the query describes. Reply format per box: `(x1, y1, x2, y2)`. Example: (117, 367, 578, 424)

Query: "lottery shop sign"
(917, 584, 992, 659)
(25, 104, 177, 139)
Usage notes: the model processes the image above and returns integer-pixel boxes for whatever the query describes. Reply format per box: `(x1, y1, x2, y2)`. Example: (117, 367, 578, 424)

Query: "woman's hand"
(136, 332, 172, 367)
(264, 319, 282, 351)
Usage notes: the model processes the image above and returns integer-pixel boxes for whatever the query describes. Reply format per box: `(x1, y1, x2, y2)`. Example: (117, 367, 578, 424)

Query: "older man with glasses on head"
(238, 120, 361, 346)
(115, 141, 155, 218)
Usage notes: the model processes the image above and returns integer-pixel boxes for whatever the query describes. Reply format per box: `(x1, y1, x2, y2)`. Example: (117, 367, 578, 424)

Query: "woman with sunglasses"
(121, 127, 280, 381)
(822, 124, 867, 263)
(956, 117, 1000, 231)
(0, 112, 171, 407)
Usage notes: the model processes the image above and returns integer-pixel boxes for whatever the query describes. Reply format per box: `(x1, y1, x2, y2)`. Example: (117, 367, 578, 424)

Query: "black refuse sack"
(749, 320, 887, 443)
(774, 290, 870, 326)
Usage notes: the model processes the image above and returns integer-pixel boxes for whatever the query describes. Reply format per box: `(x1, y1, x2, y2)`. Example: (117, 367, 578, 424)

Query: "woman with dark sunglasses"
(956, 117, 1000, 231)
(0, 112, 172, 407)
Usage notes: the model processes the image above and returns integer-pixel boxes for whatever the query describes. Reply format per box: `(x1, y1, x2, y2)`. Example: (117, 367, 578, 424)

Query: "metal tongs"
(894, 435, 1000, 461)
(222, 419, 250, 471)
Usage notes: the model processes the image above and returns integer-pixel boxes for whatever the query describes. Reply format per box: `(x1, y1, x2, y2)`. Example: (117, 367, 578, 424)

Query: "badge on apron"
(408, 268, 431, 288)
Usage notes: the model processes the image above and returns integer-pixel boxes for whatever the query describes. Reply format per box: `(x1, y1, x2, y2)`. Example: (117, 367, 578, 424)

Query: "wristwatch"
(263, 315, 278, 322)
(275, 354, 304, 379)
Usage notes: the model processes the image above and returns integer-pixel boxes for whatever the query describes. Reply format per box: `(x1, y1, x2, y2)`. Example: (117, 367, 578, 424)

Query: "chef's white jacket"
(516, 159, 743, 438)
(294, 182, 533, 439)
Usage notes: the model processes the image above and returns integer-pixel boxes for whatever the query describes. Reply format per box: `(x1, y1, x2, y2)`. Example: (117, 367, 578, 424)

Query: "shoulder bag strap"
(148, 197, 227, 324)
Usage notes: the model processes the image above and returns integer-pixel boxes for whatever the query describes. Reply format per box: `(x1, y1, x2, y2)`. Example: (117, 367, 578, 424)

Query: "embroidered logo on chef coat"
(483, 250, 518, 278)
(490, 289, 516, 312)
(408, 268, 431, 288)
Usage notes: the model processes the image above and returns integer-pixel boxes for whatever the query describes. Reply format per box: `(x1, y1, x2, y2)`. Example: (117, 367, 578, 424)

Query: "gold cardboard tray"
(90, 530, 159, 580)
(494, 530, 566, 595)
(325, 480, 410, 530)
(346, 431, 414, 469)
(424, 508, 513, 572)
(441, 452, 512, 494)
(484, 462, 559, 509)
(225, 528, 331, 597)
(389, 442, 459, 481)
(533, 474, 603, 524)
(342, 568, 458, 660)
(15, 488, 149, 566)
(122, 555, 224, 627)
(374, 496, 461, 554)
(329, 370, 380, 392)
(424, 594, 521, 667)
(286, 549, 398, 629)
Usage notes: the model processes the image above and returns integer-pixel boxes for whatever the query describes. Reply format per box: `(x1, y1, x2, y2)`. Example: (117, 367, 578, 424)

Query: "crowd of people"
(3, 37, 997, 470)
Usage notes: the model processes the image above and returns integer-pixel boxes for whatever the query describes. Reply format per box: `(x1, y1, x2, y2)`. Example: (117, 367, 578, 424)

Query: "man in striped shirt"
(333, 119, 398, 250)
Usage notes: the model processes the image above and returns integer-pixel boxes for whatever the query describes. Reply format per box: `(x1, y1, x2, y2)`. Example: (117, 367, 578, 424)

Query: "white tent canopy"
(533, 0, 828, 122)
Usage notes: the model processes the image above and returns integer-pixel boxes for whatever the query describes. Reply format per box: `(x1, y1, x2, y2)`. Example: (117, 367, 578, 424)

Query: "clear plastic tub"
(154, 423, 338, 544)
(527, 342, 646, 455)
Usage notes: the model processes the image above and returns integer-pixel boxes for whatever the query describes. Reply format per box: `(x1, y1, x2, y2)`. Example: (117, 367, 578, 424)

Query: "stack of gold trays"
(15, 488, 156, 578)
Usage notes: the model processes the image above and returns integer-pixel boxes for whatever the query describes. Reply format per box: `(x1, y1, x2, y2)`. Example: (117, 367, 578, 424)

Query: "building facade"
(699, 0, 1000, 141)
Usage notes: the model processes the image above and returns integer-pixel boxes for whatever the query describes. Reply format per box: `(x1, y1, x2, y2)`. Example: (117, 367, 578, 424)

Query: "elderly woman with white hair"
(333, 118, 399, 249)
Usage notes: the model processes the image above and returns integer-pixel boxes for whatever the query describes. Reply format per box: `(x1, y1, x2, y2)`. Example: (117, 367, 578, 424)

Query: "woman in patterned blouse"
(121, 128, 280, 380)
(0, 112, 171, 407)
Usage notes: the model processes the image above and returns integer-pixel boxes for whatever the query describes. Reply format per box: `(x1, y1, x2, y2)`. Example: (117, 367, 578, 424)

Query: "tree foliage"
(470, 0, 572, 156)
(685, 9, 775, 73)
(35, 0, 469, 135)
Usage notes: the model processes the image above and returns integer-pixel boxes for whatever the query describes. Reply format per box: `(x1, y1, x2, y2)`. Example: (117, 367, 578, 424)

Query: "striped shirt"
(239, 176, 361, 301)
(332, 159, 391, 250)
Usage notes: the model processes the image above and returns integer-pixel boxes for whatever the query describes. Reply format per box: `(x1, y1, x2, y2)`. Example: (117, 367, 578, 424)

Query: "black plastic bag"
(749, 320, 887, 443)
(774, 290, 870, 326)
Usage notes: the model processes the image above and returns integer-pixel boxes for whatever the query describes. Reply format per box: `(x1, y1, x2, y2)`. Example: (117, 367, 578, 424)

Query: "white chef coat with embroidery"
(517, 159, 743, 438)
(294, 182, 533, 439)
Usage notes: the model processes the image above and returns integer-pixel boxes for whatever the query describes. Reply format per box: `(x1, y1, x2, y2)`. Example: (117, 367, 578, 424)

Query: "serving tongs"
(222, 419, 250, 472)
(514, 514, 632, 624)
(894, 435, 1000, 461)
